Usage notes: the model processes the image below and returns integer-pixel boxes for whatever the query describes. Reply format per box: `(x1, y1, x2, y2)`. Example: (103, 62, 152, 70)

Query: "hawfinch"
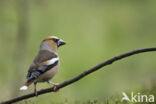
(20, 36, 66, 95)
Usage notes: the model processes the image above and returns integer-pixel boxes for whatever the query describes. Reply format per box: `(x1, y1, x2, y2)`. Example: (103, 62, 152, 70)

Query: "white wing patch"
(47, 57, 59, 65)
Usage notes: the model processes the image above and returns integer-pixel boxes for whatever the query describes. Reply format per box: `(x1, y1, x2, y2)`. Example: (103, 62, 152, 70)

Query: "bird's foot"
(52, 83, 58, 91)
(34, 82, 38, 96)
(47, 81, 59, 91)
(34, 89, 38, 96)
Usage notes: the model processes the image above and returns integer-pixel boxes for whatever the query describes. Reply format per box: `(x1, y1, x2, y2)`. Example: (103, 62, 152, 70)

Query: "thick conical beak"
(58, 39, 66, 47)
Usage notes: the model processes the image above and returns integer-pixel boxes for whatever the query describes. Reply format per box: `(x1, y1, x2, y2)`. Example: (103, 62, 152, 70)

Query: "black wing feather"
(27, 60, 58, 82)
(26, 50, 58, 82)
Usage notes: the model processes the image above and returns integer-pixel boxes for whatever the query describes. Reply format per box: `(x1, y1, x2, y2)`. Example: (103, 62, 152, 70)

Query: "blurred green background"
(0, 0, 156, 103)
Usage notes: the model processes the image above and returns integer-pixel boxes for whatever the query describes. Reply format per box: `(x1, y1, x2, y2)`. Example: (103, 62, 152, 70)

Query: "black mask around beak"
(57, 39, 66, 47)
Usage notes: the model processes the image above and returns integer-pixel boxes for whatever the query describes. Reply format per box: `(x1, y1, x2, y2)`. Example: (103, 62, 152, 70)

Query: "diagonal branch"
(1, 47, 156, 104)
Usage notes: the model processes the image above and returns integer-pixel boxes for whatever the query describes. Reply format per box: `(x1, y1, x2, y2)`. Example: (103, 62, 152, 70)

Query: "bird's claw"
(47, 81, 59, 91)
(35, 89, 38, 96)
(52, 83, 59, 91)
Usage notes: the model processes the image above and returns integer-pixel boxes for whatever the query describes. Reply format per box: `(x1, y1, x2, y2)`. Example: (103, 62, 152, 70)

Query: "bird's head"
(40, 36, 66, 52)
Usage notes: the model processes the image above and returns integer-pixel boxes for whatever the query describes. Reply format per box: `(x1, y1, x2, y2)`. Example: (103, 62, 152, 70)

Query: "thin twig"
(1, 47, 156, 104)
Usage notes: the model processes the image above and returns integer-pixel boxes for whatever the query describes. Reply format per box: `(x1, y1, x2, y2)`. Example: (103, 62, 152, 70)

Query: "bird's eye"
(53, 38, 59, 43)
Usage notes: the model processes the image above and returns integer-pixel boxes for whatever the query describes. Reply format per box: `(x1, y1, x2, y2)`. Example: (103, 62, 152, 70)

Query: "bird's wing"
(26, 50, 59, 82)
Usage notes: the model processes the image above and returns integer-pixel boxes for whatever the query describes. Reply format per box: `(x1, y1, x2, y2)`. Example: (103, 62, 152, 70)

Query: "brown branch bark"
(1, 47, 156, 104)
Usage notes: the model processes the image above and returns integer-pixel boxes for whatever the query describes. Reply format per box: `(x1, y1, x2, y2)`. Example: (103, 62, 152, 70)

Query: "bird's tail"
(20, 80, 33, 91)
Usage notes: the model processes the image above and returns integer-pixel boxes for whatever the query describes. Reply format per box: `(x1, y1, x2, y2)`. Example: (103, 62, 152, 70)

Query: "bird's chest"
(36, 62, 60, 82)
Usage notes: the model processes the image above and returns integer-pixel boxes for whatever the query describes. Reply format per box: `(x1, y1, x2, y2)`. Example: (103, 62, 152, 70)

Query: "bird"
(20, 36, 66, 95)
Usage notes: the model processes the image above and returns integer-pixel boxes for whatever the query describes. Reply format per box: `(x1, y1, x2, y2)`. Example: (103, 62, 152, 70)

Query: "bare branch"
(1, 47, 156, 104)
